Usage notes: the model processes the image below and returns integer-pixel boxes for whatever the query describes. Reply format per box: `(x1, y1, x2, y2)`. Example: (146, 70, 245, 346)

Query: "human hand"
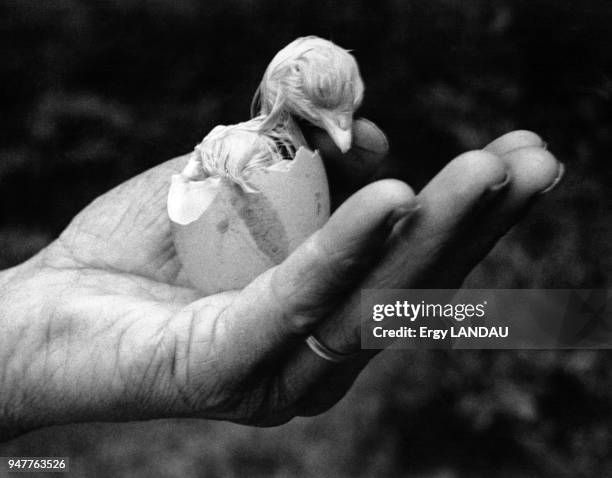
(0, 123, 562, 440)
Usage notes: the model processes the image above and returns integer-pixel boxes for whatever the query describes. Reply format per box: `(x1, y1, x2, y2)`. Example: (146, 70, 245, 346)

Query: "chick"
(168, 36, 364, 225)
(253, 36, 364, 154)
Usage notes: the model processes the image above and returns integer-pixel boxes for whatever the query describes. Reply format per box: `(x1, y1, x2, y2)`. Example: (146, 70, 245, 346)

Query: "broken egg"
(170, 147, 330, 294)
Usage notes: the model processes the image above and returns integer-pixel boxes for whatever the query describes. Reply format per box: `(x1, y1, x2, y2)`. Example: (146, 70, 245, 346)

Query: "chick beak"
(319, 112, 352, 154)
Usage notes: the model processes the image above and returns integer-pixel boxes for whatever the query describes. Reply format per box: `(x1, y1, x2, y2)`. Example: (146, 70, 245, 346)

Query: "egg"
(171, 147, 330, 294)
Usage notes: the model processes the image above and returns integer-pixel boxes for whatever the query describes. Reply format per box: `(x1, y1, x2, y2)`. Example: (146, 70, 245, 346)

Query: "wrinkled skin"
(0, 122, 562, 440)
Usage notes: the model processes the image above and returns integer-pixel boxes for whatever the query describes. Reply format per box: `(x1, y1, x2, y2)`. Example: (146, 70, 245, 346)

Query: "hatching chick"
(168, 36, 364, 225)
(253, 36, 364, 153)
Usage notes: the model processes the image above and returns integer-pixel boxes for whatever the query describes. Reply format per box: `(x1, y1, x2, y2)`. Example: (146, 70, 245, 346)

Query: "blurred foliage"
(0, 0, 611, 476)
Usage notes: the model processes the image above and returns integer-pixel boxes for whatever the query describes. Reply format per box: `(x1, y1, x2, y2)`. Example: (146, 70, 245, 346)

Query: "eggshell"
(172, 147, 330, 294)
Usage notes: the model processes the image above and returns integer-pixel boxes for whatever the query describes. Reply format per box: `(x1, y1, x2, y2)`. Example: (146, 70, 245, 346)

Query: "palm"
(37, 154, 312, 425)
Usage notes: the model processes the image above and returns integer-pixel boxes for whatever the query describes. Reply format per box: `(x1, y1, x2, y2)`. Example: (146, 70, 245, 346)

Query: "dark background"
(1, 0, 611, 476)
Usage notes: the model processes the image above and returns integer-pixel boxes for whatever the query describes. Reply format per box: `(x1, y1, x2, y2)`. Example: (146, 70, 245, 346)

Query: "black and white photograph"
(0, 1, 611, 476)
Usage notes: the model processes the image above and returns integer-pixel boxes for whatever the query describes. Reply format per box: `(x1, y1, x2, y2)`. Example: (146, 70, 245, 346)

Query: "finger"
(206, 179, 417, 375)
(317, 146, 561, 352)
(327, 148, 510, 330)
(451, 146, 563, 263)
(269, 150, 508, 409)
(484, 130, 545, 156)
(286, 144, 563, 416)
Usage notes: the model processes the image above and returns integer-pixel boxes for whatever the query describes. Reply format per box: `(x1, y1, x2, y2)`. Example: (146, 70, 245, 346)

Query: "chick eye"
(315, 77, 337, 102)
(316, 85, 330, 99)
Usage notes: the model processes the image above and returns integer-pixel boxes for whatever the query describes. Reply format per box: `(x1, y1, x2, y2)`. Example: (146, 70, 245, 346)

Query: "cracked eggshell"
(172, 147, 330, 294)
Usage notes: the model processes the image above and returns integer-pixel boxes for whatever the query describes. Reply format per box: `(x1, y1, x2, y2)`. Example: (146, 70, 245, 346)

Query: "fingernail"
(539, 161, 565, 195)
(488, 173, 511, 192)
(386, 203, 421, 229)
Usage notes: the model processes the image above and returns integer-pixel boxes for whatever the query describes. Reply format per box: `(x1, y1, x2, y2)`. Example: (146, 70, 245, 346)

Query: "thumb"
(216, 179, 417, 364)
(303, 118, 390, 208)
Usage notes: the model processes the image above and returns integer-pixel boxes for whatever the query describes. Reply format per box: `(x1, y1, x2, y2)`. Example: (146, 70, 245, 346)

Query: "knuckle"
(310, 232, 362, 282)
(288, 313, 320, 335)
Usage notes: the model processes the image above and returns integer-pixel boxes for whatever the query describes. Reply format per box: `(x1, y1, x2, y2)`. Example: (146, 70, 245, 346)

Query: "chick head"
(255, 36, 364, 153)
